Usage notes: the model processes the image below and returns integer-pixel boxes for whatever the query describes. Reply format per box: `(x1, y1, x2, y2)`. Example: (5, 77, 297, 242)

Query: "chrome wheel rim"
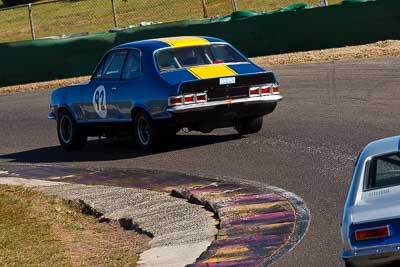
(137, 117, 150, 145)
(59, 115, 72, 144)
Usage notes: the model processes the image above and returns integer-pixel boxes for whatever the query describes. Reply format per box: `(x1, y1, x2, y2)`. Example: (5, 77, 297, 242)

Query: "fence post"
(201, 0, 208, 18)
(111, 0, 119, 28)
(231, 0, 238, 11)
(27, 3, 35, 40)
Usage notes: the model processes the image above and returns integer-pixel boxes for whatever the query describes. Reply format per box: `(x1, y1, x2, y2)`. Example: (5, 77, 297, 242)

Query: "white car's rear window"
(366, 153, 400, 189)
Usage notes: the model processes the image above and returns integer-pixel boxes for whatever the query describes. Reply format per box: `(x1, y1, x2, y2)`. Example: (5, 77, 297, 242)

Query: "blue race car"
(48, 36, 282, 151)
(341, 136, 400, 267)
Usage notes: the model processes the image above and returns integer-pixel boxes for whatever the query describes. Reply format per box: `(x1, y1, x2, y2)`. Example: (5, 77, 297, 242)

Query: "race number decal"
(93, 85, 107, 119)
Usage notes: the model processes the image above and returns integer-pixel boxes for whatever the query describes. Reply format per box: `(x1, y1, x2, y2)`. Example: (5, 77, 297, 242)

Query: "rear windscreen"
(156, 44, 246, 72)
(366, 153, 400, 190)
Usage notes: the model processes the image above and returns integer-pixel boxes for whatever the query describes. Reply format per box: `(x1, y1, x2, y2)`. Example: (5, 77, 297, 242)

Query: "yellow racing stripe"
(158, 36, 209, 48)
(188, 64, 237, 79)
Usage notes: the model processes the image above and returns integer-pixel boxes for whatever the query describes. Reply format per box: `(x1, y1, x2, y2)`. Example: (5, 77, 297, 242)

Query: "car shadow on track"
(0, 134, 242, 163)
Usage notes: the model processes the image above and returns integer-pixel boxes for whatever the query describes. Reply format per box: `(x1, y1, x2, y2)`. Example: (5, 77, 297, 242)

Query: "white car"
(341, 135, 400, 267)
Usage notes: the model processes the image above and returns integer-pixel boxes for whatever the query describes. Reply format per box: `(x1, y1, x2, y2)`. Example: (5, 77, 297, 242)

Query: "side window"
(122, 50, 142, 79)
(102, 50, 128, 79)
(93, 62, 104, 79)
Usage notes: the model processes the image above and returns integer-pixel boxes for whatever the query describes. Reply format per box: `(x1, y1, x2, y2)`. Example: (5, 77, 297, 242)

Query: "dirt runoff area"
(1, 40, 400, 94)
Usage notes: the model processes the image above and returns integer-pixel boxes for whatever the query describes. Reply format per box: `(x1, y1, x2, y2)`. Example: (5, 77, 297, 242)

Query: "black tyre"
(133, 110, 160, 151)
(57, 109, 87, 151)
(344, 260, 354, 267)
(234, 116, 263, 135)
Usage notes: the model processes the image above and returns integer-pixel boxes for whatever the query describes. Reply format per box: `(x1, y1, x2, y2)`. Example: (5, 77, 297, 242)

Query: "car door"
(113, 49, 143, 121)
(83, 49, 128, 122)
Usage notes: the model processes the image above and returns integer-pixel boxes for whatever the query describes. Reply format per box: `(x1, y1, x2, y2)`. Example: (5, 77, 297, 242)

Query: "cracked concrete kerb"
(0, 176, 218, 267)
(0, 166, 310, 266)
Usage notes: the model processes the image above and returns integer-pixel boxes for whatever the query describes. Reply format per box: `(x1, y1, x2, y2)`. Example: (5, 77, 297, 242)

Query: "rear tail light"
(196, 93, 207, 103)
(168, 93, 207, 106)
(250, 84, 279, 97)
(249, 87, 260, 97)
(355, 226, 390, 241)
(168, 96, 183, 106)
(183, 95, 195, 104)
(261, 86, 271, 95)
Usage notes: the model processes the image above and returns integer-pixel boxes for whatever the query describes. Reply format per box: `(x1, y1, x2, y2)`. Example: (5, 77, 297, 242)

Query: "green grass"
(0, 184, 146, 266)
(0, 0, 341, 43)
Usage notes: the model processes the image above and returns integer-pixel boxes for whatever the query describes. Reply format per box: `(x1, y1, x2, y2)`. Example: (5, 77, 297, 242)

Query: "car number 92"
(92, 85, 107, 118)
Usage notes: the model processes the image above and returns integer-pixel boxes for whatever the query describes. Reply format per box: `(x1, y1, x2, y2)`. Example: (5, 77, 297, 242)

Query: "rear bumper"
(162, 95, 282, 130)
(166, 94, 282, 113)
(342, 244, 400, 267)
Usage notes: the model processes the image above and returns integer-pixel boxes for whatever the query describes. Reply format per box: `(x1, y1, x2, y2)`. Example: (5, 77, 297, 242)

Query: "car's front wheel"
(57, 109, 87, 151)
(234, 116, 263, 135)
(133, 110, 160, 151)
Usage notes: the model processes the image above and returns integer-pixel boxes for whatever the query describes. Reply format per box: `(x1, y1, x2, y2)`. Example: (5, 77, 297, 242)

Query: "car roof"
(343, 135, 400, 223)
(114, 36, 226, 52)
(361, 135, 400, 159)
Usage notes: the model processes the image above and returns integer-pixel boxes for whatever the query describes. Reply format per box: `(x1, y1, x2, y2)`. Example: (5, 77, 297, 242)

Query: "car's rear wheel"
(234, 116, 263, 135)
(134, 110, 160, 151)
(57, 109, 87, 151)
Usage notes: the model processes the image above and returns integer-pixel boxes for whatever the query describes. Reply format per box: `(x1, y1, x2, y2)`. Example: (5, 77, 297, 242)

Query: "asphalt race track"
(1, 57, 399, 266)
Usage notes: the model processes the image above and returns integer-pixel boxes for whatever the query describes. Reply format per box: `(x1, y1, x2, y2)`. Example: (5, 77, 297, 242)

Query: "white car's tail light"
(355, 226, 390, 241)
(168, 96, 183, 106)
(168, 93, 207, 106)
(249, 87, 260, 97)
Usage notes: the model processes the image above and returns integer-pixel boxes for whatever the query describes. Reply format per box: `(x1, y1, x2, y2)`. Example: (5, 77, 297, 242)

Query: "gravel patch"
(253, 40, 400, 66)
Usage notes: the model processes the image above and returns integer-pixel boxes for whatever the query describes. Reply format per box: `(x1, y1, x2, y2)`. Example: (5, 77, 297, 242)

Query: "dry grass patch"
(0, 184, 150, 267)
(0, 76, 90, 94)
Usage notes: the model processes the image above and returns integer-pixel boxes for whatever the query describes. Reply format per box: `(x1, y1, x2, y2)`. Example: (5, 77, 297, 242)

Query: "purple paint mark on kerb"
(190, 258, 263, 267)
(210, 234, 288, 248)
(227, 194, 285, 205)
(226, 211, 294, 226)
(188, 184, 241, 194)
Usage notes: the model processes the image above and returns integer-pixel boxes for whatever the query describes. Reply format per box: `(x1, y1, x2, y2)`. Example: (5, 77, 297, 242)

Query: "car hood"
(159, 63, 267, 85)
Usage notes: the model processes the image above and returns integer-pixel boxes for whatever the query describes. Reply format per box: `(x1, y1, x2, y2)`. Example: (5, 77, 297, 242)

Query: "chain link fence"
(0, 0, 334, 43)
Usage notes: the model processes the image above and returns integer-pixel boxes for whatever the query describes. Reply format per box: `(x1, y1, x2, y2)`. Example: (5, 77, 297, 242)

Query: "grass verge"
(0, 184, 150, 267)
